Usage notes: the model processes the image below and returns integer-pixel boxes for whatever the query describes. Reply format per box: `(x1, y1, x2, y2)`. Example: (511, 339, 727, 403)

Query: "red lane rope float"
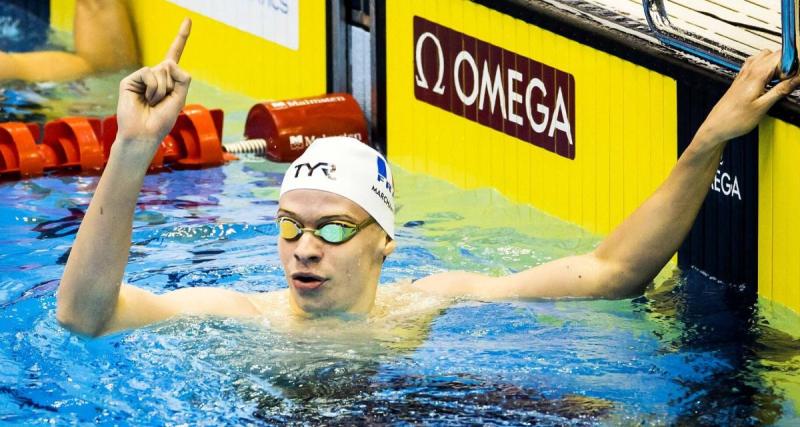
(101, 116, 173, 170)
(42, 117, 105, 173)
(1, 105, 230, 179)
(172, 104, 227, 168)
(103, 104, 231, 172)
(0, 94, 369, 179)
(0, 122, 43, 177)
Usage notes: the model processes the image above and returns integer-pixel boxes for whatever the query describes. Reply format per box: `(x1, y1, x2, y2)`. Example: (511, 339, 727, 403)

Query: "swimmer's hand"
(698, 49, 800, 144)
(115, 18, 192, 146)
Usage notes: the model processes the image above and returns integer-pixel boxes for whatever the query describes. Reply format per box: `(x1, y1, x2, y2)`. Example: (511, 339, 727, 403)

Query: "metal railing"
(643, 0, 798, 78)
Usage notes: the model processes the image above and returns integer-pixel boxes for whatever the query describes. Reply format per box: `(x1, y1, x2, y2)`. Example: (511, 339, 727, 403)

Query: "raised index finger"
(165, 18, 192, 63)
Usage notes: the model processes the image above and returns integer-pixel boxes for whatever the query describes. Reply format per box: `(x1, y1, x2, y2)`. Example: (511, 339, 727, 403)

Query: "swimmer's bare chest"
(244, 281, 452, 347)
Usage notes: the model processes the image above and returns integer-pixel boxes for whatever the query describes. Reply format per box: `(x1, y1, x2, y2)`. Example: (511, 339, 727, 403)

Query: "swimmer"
(56, 20, 800, 337)
(0, 0, 137, 82)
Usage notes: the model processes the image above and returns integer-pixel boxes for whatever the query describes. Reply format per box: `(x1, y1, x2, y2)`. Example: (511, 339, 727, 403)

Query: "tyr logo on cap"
(294, 162, 336, 180)
(376, 157, 393, 194)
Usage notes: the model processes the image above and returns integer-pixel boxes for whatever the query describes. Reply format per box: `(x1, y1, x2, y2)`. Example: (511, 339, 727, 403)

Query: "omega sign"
(413, 17, 576, 159)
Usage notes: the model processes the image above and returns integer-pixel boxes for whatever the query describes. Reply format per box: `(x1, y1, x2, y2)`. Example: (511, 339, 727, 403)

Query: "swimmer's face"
(277, 189, 396, 315)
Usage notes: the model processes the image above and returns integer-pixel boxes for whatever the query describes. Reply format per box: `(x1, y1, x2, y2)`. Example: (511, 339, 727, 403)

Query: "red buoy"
(244, 93, 369, 162)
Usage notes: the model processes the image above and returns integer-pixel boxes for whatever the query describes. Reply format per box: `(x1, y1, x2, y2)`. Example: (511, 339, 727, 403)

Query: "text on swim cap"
(293, 162, 336, 180)
(372, 185, 394, 212)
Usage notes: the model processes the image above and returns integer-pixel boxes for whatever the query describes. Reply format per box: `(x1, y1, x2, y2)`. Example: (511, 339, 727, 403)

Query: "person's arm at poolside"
(0, 0, 137, 82)
(0, 51, 92, 81)
(416, 50, 800, 301)
(56, 20, 259, 337)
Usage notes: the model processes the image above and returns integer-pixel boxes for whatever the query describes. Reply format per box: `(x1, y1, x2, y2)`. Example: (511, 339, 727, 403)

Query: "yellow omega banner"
(386, 0, 678, 239)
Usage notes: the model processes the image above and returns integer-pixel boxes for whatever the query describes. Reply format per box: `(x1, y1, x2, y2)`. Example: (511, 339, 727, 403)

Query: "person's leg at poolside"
(74, 0, 138, 72)
(0, 0, 137, 81)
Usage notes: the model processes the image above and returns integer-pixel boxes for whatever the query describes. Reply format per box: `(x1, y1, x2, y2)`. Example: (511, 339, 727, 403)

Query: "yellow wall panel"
(772, 121, 788, 307)
(462, 2, 480, 190)
(579, 41, 596, 232)
(621, 63, 637, 219)
(53, 0, 326, 101)
(759, 118, 800, 314)
(129, 0, 326, 100)
(607, 56, 626, 230)
(525, 23, 543, 209)
(385, 0, 412, 172)
(758, 120, 774, 303)
(537, 28, 556, 217)
(502, 17, 519, 203)
(595, 53, 612, 235)
(635, 69, 649, 205)
(387, 0, 678, 240)
(50, 0, 75, 32)
(567, 36, 582, 226)
(515, 17, 531, 206)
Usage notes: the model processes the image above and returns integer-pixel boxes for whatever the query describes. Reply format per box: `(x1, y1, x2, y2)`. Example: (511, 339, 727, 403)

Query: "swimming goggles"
(276, 216, 375, 244)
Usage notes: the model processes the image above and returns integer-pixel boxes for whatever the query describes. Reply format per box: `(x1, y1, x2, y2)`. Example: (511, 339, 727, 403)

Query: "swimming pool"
(2, 137, 800, 423)
(2, 7, 800, 422)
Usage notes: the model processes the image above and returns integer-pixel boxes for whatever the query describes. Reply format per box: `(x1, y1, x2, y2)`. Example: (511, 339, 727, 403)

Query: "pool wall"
(50, 0, 327, 100)
(759, 120, 800, 317)
(47, 1, 800, 318)
(386, 1, 677, 237)
(382, 0, 800, 320)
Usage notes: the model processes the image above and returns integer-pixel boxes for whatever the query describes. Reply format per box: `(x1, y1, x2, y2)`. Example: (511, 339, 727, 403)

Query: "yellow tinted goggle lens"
(278, 218, 303, 240)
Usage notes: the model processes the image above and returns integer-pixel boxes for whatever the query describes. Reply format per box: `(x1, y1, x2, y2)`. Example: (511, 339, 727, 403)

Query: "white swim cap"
(279, 137, 395, 239)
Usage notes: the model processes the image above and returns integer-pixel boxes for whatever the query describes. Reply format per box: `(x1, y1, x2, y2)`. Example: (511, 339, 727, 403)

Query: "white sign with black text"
(167, 0, 299, 50)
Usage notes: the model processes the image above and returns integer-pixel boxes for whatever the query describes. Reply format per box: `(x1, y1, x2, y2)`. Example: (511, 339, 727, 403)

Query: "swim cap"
(279, 137, 395, 239)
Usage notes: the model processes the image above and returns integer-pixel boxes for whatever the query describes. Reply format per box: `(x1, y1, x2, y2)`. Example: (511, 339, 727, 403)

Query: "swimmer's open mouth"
(291, 273, 327, 291)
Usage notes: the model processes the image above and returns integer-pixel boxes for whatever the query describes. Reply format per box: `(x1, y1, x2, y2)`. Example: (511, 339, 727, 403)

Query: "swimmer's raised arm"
(56, 20, 258, 337)
(417, 50, 800, 301)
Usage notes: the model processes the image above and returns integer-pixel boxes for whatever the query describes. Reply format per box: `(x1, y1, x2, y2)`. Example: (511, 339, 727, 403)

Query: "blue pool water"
(1, 156, 800, 425)
(2, 7, 800, 422)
